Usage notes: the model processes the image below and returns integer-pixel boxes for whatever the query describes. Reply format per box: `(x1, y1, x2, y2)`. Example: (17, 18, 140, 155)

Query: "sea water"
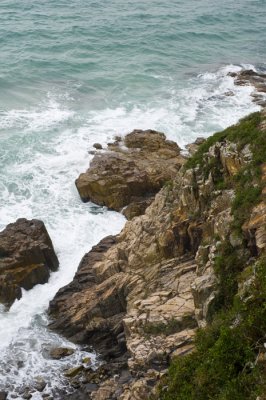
(0, 0, 265, 398)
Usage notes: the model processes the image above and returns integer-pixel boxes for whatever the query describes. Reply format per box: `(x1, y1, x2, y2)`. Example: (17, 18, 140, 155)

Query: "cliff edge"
(49, 110, 266, 400)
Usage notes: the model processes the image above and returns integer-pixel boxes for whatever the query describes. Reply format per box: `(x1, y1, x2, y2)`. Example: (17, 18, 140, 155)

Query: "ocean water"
(0, 0, 265, 398)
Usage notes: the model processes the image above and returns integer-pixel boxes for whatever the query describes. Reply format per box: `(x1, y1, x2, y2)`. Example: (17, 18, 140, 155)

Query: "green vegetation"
(211, 240, 244, 315)
(232, 183, 262, 233)
(157, 112, 266, 400)
(185, 112, 263, 170)
(186, 112, 265, 231)
(159, 258, 266, 400)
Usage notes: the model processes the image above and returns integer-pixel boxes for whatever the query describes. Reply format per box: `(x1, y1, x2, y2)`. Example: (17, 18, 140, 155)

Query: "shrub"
(159, 258, 266, 400)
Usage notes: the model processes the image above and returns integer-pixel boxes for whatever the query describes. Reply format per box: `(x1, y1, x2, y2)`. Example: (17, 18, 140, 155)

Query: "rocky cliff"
(49, 109, 266, 399)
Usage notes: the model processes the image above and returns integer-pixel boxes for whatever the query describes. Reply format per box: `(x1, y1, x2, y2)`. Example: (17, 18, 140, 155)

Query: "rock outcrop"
(229, 69, 266, 107)
(50, 111, 266, 399)
(0, 218, 59, 308)
(75, 129, 185, 218)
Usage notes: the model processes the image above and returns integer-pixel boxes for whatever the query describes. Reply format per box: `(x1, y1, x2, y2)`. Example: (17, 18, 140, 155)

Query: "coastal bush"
(185, 112, 263, 170)
(159, 257, 266, 400)
(211, 240, 245, 312)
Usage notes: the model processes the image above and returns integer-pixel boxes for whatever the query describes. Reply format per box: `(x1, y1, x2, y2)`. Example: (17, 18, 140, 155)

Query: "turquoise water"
(0, 1, 265, 398)
(0, 0, 265, 109)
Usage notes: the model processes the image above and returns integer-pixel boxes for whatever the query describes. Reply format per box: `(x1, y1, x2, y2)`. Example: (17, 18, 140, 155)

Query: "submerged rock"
(75, 129, 185, 216)
(49, 347, 75, 360)
(64, 366, 84, 378)
(0, 218, 59, 308)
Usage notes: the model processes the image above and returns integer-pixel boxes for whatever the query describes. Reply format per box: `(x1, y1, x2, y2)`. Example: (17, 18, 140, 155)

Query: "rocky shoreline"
(0, 69, 266, 400)
(47, 108, 265, 399)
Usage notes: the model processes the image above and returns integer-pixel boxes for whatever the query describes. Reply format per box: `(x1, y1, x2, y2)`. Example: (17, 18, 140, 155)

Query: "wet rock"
(33, 376, 47, 392)
(17, 360, 24, 369)
(0, 392, 8, 400)
(22, 391, 32, 400)
(75, 129, 185, 213)
(64, 366, 84, 378)
(93, 143, 102, 150)
(50, 347, 75, 360)
(0, 275, 22, 308)
(49, 235, 126, 355)
(82, 356, 91, 365)
(0, 218, 59, 308)
(224, 90, 234, 97)
(229, 69, 266, 105)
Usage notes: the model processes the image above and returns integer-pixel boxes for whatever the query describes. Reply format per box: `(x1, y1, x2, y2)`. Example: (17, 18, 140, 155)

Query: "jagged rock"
(50, 118, 266, 399)
(122, 197, 154, 220)
(229, 69, 266, 105)
(22, 391, 32, 400)
(50, 140, 241, 392)
(185, 137, 206, 155)
(49, 235, 127, 356)
(33, 377, 46, 392)
(49, 347, 75, 360)
(50, 140, 232, 373)
(75, 129, 185, 214)
(0, 218, 59, 308)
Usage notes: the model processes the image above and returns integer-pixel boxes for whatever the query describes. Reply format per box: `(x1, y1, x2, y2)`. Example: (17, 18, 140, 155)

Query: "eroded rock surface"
(50, 113, 266, 399)
(75, 129, 185, 217)
(0, 218, 59, 308)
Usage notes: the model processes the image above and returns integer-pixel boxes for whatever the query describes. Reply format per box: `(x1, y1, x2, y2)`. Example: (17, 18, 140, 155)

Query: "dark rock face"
(49, 347, 75, 360)
(48, 236, 127, 359)
(0, 218, 59, 308)
(229, 69, 266, 107)
(75, 129, 185, 216)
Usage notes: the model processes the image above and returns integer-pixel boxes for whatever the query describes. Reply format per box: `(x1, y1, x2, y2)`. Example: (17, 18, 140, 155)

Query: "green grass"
(185, 112, 263, 170)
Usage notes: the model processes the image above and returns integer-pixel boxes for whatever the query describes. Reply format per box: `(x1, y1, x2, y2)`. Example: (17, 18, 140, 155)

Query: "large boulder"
(0, 218, 59, 308)
(75, 129, 185, 217)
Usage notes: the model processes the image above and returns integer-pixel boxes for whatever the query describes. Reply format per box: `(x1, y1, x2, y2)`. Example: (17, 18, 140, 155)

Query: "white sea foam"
(0, 96, 74, 131)
(0, 64, 263, 398)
